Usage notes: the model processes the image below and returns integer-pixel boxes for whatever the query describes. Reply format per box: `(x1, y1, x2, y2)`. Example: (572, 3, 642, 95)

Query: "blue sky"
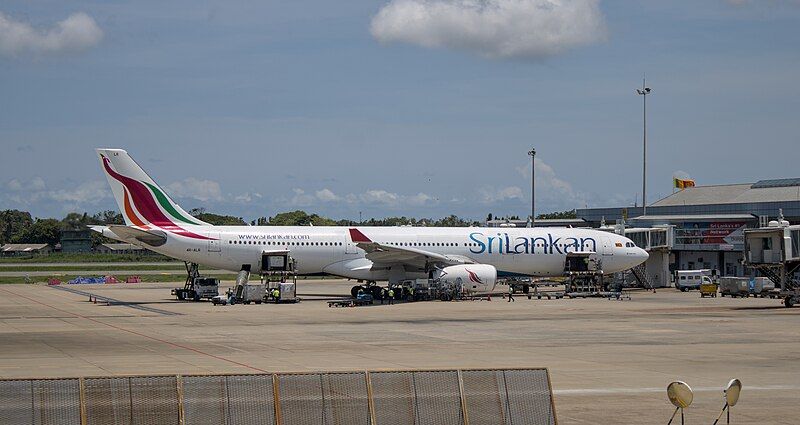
(1, 1, 799, 222)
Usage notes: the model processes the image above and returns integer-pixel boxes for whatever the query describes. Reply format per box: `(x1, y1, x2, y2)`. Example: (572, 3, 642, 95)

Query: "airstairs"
(631, 263, 656, 291)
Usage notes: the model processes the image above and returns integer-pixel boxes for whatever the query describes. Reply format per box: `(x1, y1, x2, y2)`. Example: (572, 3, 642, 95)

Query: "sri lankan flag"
(674, 177, 696, 189)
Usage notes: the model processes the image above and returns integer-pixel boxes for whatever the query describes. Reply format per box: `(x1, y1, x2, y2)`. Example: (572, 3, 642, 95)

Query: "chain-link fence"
(0, 368, 556, 425)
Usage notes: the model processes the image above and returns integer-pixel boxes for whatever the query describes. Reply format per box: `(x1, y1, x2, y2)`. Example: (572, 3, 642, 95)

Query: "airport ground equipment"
(328, 294, 374, 307)
(562, 252, 608, 297)
(742, 214, 800, 307)
(675, 269, 714, 292)
(171, 262, 220, 301)
(719, 277, 776, 298)
(0, 368, 557, 425)
(237, 283, 266, 304)
(700, 281, 718, 297)
(260, 251, 299, 303)
(267, 281, 298, 303)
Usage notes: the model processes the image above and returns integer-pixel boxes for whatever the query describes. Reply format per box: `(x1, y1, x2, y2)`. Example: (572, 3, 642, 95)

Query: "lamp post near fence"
(528, 148, 536, 226)
(636, 79, 651, 216)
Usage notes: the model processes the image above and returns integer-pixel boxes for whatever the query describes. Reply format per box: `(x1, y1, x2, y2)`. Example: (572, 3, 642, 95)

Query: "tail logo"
(101, 154, 214, 240)
(465, 269, 482, 284)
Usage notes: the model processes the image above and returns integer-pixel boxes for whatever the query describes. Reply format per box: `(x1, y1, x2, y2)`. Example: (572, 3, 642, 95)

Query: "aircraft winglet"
(349, 228, 372, 243)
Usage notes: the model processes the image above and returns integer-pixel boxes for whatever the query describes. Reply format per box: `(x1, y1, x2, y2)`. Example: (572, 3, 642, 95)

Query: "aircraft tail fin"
(96, 148, 210, 228)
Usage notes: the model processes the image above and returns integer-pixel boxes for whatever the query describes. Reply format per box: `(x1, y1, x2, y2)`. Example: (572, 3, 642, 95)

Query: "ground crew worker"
(387, 288, 394, 305)
(380, 288, 387, 305)
(507, 286, 515, 302)
(272, 288, 280, 302)
(409, 286, 415, 301)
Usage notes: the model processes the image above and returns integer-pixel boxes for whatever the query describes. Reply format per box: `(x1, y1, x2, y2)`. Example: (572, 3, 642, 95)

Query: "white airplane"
(91, 149, 648, 295)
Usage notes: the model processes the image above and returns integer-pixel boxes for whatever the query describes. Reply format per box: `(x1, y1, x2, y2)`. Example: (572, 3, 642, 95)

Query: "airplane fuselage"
(145, 225, 647, 281)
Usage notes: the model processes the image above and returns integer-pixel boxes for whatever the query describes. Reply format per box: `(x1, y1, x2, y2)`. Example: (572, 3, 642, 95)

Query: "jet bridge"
(743, 219, 800, 307)
(625, 226, 673, 289)
(601, 224, 674, 289)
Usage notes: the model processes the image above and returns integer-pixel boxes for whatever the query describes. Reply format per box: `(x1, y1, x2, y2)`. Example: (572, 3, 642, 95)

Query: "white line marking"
(554, 385, 800, 395)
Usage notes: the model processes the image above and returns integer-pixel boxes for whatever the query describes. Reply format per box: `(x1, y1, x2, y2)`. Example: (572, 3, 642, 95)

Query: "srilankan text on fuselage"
(469, 231, 597, 255)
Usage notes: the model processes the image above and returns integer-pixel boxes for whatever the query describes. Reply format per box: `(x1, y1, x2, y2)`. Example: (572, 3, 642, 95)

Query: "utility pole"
(636, 79, 652, 216)
(528, 148, 536, 225)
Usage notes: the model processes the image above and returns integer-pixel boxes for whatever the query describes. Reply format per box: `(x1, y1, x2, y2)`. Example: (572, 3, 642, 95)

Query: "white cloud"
(6, 176, 45, 192)
(233, 192, 262, 203)
(284, 187, 435, 209)
(407, 192, 433, 206)
(371, 0, 606, 60)
(166, 178, 223, 202)
(360, 189, 401, 207)
(46, 180, 110, 204)
(315, 188, 340, 202)
(514, 157, 591, 211)
(478, 186, 524, 203)
(0, 12, 103, 57)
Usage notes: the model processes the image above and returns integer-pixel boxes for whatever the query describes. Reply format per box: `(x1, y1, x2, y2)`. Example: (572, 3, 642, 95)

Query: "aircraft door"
(345, 234, 358, 254)
(207, 233, 221, 253)
(601, 237, 612, 256)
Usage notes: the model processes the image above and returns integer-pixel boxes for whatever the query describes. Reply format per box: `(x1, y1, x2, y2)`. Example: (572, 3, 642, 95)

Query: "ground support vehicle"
(700, 282, 718, 298)
(172, 263, 219, 301)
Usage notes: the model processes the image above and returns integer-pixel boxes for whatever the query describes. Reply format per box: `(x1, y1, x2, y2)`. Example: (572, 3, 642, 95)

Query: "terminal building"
(577, 178, 800, 281)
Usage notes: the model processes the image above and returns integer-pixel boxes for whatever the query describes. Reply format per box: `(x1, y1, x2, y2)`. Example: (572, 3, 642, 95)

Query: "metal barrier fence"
(0, 368, 556, 425)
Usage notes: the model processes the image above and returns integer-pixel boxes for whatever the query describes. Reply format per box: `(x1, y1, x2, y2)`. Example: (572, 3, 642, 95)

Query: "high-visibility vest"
(388, 290, 394, 297)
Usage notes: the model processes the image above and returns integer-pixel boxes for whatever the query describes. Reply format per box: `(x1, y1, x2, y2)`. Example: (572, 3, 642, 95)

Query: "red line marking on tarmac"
(0, 287, 267, 373)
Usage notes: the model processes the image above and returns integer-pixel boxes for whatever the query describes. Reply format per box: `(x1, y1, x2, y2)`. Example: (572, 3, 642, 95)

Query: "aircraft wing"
(89, 225, 167, 247)
(349, 228, 475, 269)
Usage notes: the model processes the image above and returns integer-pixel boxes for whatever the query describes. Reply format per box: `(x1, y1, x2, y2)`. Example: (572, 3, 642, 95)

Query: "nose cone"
(634, 247, 649, 265)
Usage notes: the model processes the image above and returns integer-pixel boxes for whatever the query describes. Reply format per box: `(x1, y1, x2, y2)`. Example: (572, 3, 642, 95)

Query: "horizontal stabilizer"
(106, 225, 168, 247)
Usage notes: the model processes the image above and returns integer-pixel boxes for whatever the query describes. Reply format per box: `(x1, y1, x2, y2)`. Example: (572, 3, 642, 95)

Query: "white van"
(675, 270, 714, 292)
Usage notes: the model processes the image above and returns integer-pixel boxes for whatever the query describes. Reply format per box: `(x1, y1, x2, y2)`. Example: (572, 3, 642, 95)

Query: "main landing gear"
(351, 281, 380, 298)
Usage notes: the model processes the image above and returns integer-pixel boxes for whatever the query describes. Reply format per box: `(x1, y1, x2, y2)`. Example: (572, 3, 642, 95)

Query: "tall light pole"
(528, 148, 536, 225)
(636, 80, 651, 216)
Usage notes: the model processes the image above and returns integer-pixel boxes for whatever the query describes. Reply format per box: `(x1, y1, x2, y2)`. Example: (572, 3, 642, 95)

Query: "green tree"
(194, 213, 247, 226)
(432, 215, 473, 227)
(0, 210, 34, 244)
(537, 209, 577, 220)
(268, 210, 336, 226)
(92, 210, 124, 225)
(61, 212, 92, 230)
(12, 218, 61, 245)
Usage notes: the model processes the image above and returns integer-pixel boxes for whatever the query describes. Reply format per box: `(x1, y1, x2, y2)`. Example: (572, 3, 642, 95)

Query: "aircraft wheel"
(370, 286, 383, 299)
(351, 285, 364, 298)
(785, 297, 795, 308)
(177, 291, 185, 301)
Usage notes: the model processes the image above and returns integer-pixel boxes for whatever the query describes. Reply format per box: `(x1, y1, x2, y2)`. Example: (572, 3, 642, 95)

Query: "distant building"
(95, 243, 149, 255)
(60, 229, 93, 253)
(486, 218, 589, 228)
(1, 243, 53, 257)
(577, 178, 800, 277)
(578, 178, 800, 226)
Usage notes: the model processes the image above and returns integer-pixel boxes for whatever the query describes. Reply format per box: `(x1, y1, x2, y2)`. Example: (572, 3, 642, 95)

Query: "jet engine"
(433, 264, 497, 293)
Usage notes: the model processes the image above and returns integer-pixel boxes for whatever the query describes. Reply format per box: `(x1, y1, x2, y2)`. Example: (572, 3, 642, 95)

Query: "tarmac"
(0, 279, 798, 424)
